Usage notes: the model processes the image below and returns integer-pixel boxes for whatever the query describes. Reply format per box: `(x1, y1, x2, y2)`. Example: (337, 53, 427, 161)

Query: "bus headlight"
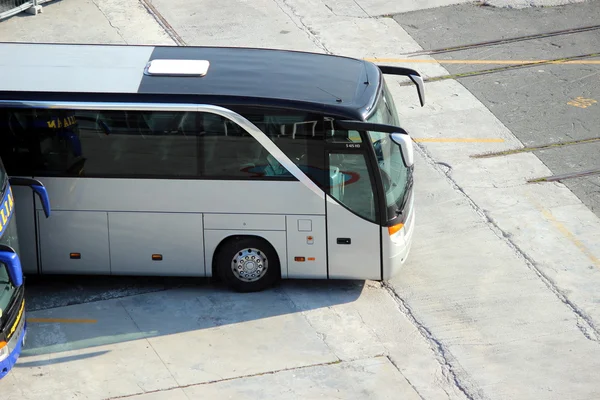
(0, 340, 9, 362)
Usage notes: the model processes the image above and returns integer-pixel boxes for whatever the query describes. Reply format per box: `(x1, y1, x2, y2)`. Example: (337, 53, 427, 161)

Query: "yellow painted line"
(365, 58, 600, 65)
(27, 318, 98, 324)
(413, 138, 505, 143)
(530, 200, 600, 269)
(567, 97, 597, 108)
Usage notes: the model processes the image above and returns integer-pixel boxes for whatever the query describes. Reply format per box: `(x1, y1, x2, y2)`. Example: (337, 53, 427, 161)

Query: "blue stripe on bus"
(0, 185, 15, 238)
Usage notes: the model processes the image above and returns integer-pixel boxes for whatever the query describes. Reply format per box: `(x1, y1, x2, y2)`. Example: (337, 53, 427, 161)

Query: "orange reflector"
(308, 257, 316, 261)
(294, 257, 305, 262)
(0, 341, 6, 349)
(388, 223, 404, 236)
(152, 254, 163, 261)
(70, 253, 81, 259)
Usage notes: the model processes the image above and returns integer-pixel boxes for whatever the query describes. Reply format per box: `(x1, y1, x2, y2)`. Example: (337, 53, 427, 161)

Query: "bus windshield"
(367, 81, 412, 222)
(0, 262, 15, 318)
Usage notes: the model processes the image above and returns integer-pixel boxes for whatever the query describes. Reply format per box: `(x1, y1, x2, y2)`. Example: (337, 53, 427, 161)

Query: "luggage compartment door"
(108, 212, 205, 276)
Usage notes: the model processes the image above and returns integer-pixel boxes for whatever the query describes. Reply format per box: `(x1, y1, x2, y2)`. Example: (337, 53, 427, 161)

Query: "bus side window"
(198, 113, 270, 178)
(328, 152, 376, 222)
(0, 109, 83, 176)
(0, 110, 30, 175)
(325, 129, 376, 222)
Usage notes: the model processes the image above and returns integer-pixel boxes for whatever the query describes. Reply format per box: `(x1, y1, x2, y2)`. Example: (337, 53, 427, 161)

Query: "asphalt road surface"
(394, 1, 600, 217)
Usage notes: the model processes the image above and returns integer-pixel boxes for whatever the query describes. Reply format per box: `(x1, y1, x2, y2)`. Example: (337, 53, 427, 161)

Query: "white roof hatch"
(144, 59, 210, 76)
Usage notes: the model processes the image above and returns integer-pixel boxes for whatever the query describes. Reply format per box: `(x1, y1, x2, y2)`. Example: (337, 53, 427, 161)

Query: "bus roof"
(0, 42, 389, 119)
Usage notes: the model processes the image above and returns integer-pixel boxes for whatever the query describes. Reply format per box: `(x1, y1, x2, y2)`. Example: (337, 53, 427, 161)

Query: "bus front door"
(325, 149, 381, 280)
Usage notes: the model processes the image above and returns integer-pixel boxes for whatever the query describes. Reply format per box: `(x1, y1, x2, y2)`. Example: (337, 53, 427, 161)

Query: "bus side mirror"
(9, 177, 51, 218)
(0, 245, 23, 287)
(390, 133, 414, 168)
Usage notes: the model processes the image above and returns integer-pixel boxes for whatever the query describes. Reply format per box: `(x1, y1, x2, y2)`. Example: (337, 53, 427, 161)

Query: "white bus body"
(0, 43, 424, 292)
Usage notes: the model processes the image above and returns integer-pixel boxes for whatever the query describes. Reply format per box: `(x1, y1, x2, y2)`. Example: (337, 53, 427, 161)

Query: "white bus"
(0, 42, 424, 292)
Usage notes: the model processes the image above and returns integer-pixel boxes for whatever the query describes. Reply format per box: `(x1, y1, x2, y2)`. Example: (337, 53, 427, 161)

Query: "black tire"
(215, 236, 280, 292)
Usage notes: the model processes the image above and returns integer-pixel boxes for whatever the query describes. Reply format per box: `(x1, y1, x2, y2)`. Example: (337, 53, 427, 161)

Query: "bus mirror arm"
(0, 244, 23, 287)
(408, 74, 425, 107)
(8, 177, 52, 218)
(377, 66, 425, 107)
(335, 120, 409, 135)
(390, 133, 414, 168)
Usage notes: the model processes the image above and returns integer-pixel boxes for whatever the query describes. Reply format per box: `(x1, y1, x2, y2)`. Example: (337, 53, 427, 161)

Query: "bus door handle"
(337, 238, 351, 245)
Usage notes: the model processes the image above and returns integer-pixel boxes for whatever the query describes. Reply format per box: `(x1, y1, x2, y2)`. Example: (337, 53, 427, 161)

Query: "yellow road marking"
(567, 97, 597, 108)
(414, 138, 505, 143)
(365, 58, 600, 65)
(27, 318, 98, 324)
(530, 199, 600, 269)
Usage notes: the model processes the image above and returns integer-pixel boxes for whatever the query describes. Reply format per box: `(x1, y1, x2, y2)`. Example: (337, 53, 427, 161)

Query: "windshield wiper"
(395, 174, 413, 216)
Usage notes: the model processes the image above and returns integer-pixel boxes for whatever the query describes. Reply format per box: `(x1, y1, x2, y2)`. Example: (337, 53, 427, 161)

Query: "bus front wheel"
(215, 236, 280, 292)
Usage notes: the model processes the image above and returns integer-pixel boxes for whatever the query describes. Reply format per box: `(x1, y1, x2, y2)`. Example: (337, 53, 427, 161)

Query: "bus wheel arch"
(212, 234, 281, 292)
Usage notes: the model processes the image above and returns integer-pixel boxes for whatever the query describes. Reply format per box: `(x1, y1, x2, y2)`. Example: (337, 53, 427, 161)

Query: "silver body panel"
(325, 196, 381, 280)
(204, 214, 286, 231)
(1, 98, 412, 282)
(32, 178, 324, 215)
(25, 178, 325, 279)
(37, 210, 111, 274)
(381, 196, 415, 280)
(108, 212, 205, 276)
(285, 215, 327, 279)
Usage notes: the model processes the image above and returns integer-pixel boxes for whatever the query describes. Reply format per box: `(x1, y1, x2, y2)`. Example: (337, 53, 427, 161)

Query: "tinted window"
(225, 106, 327, 188)
(328, 152, 376, 222)
(0, 108, 83, 176)
(0, 263, 15, 320)
(323, 126, 377, 222)
(0, 107, 326, 183)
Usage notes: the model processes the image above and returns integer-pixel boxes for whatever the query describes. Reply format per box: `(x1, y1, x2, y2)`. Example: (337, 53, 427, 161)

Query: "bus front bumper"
(0, 314, 26, 380)
(382, 207, 416, 281)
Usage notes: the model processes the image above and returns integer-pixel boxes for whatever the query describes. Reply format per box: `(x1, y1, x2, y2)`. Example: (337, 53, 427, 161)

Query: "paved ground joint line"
(381, 282, 476, 400)
(530, 198, 600, 269)
(117, 299, 185, 389)
(273, 0, 332, 54)
(414, 143, 600, 343)
(90, 0, 128, 44)
(286, 286, 459, 398)
(385, 355, 427, 400)
(101, 357, 371, 400)
(26, 285, 176, 312)
(284, 291, 343, 362)
(352, 0, 370, 17)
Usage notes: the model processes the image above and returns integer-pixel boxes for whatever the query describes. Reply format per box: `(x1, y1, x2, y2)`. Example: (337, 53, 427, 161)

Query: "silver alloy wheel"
(231, 248, 268, 282)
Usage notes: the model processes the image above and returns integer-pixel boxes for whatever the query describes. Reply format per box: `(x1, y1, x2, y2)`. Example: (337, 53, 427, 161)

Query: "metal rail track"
(402, 24, 600, 56)
(528, 169, 600, 183)
(394, 52, 600, 85)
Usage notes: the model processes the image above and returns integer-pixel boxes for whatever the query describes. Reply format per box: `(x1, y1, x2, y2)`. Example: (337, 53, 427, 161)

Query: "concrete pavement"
(1, 0, 600, 399)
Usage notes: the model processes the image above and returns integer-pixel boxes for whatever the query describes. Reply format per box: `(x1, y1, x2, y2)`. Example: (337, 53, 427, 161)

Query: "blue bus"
(0, 158, 51, 379)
